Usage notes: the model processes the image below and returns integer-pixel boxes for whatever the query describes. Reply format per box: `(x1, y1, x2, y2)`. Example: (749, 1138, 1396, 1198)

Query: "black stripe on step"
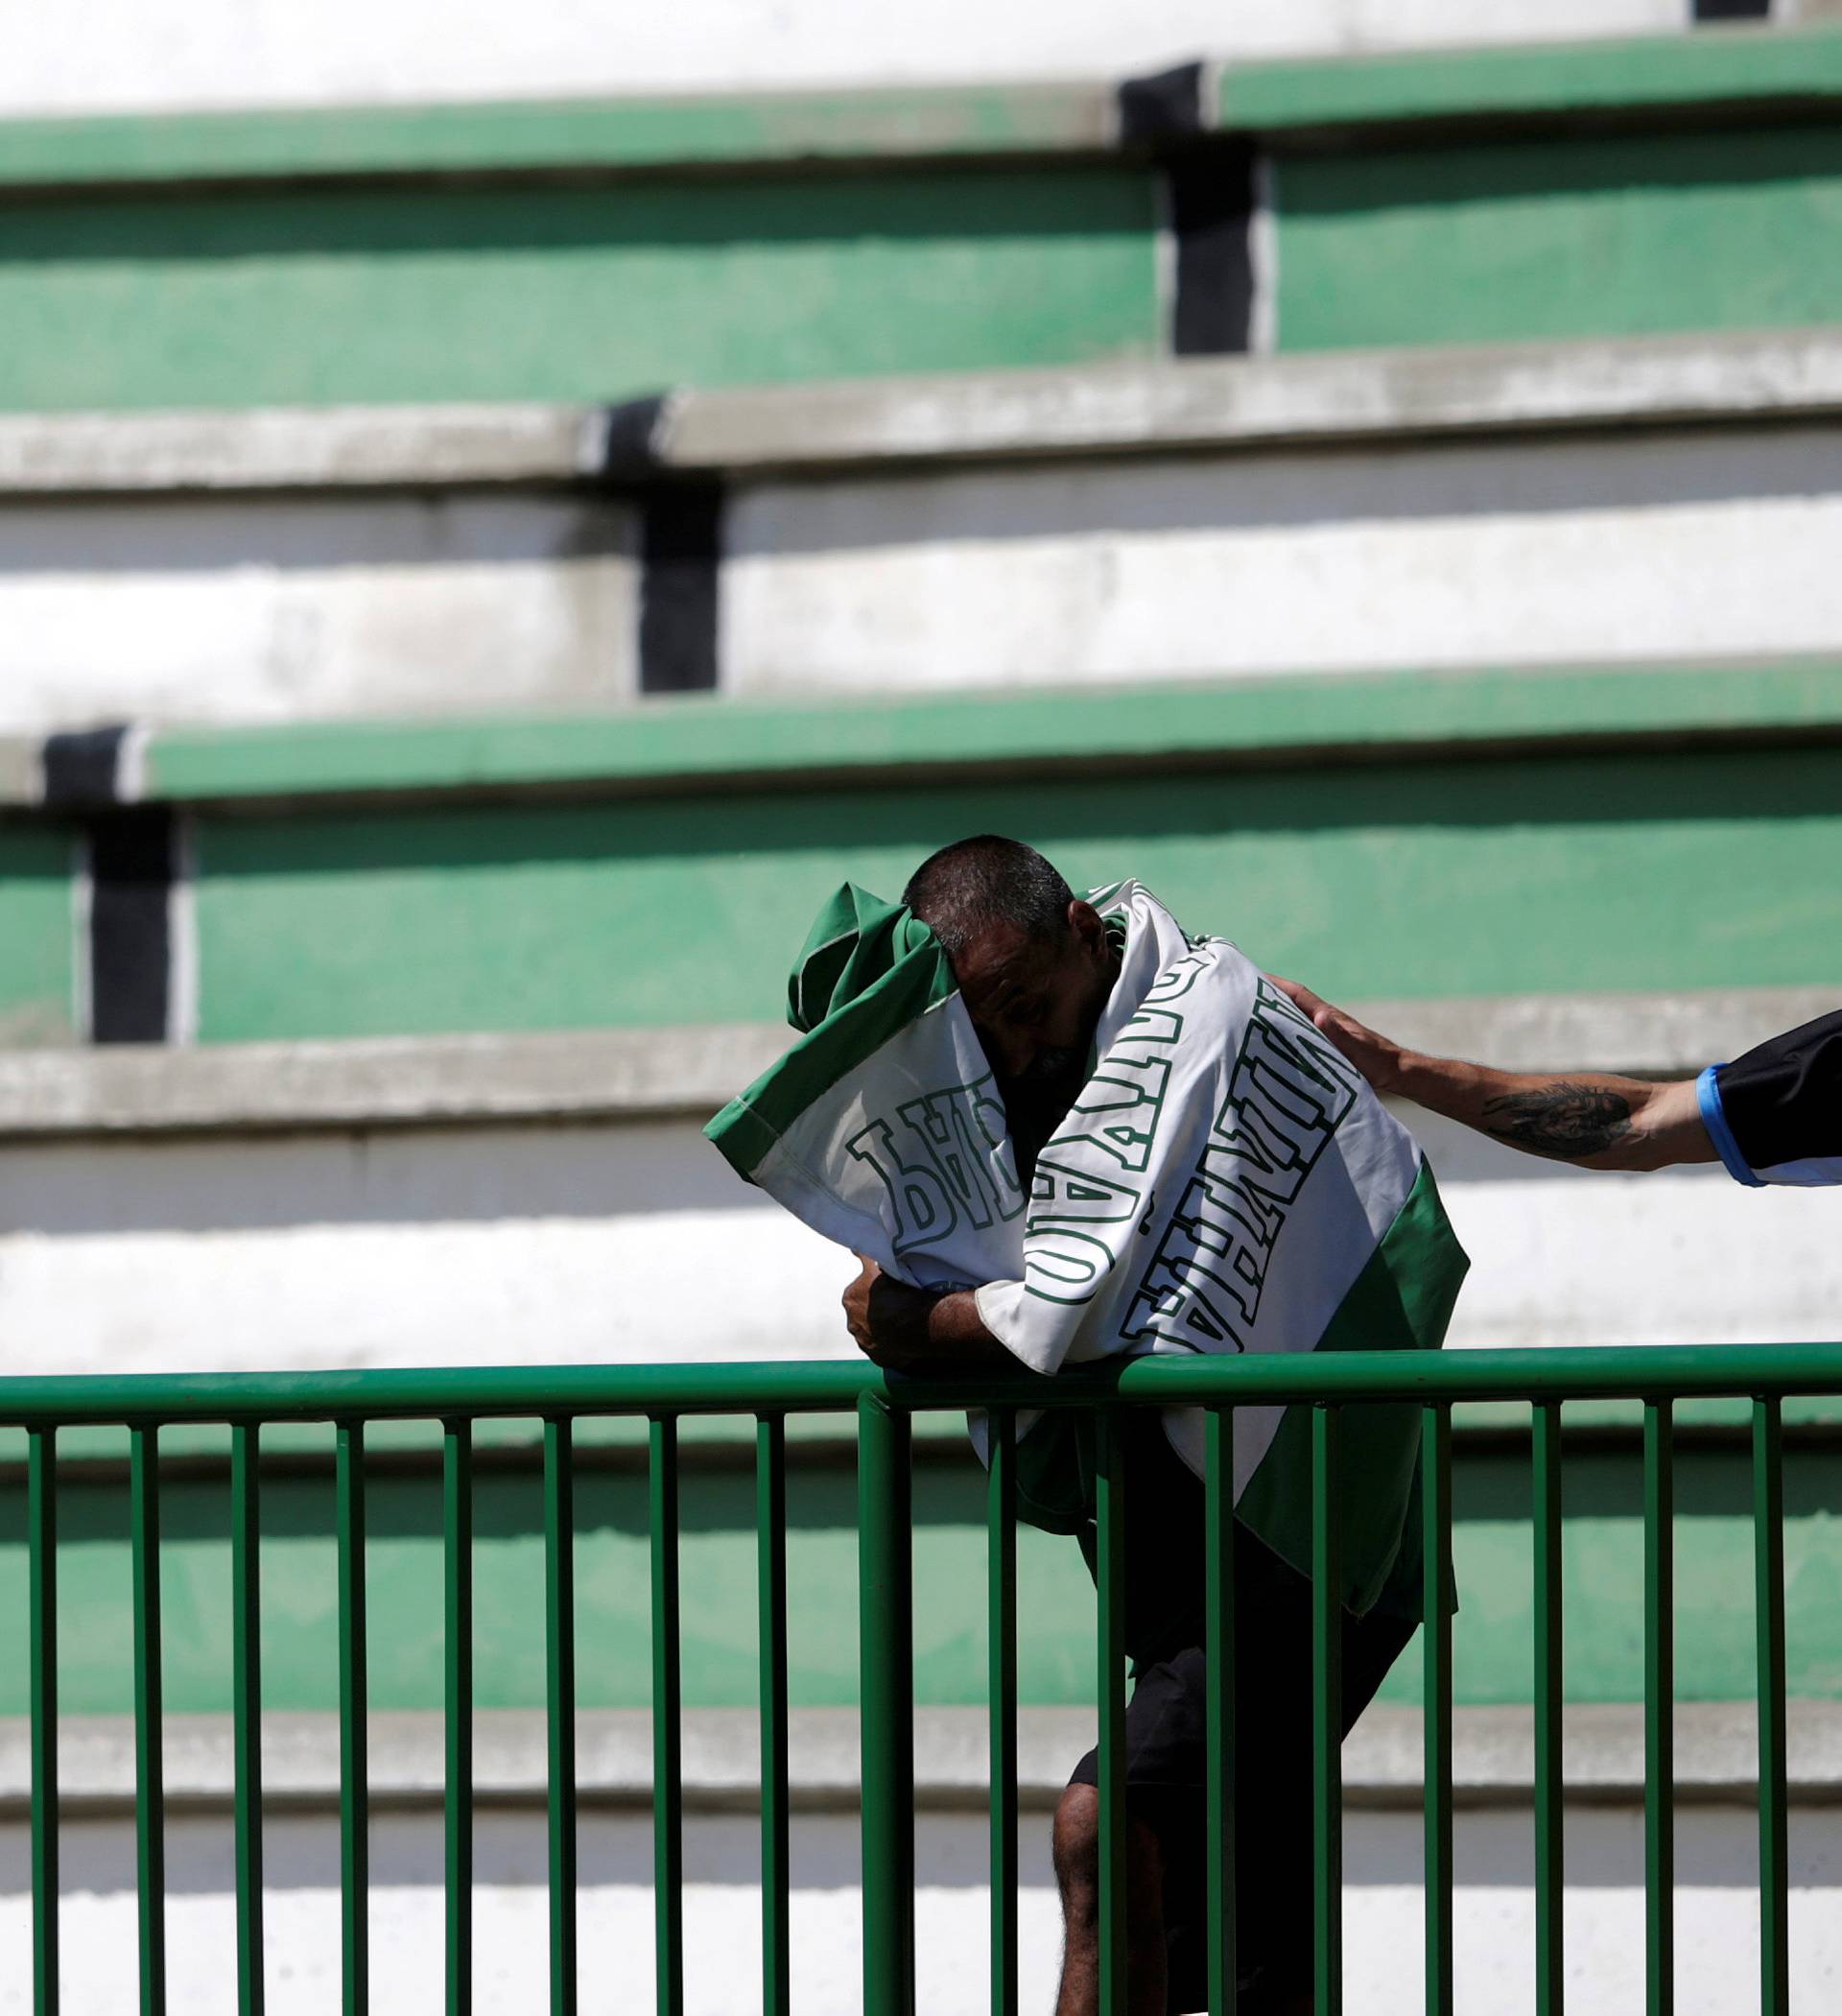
(600, 393, 670, 482)
(1117, 62, 1206, 145)
(86, 807, 177, 1046)
(638, 481, 723, 695)
(1168, 142, 1259, 358)
(43, 723, 129, 809)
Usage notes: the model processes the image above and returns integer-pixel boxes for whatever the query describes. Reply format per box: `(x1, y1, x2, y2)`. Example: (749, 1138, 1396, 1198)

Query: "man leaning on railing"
(829, 837, 1467, 2016)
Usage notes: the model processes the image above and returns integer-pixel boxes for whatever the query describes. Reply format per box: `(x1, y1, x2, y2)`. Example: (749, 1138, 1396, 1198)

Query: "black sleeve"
(1712, 1008, 1842, 1185)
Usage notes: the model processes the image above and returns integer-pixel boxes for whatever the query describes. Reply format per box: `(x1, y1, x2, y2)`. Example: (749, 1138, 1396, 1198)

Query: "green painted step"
(130, 660, 1842, 808)
(1277, 122, 1842, 352)
(2, 27, 1840, 194)
(0, 825, 77, 1047)
(0, 1437, 1834, 1716)
(1221, 23, 1842, 133)
(189, 742, 1842, 1041)
(0, 83, 1115, 189)
(0, 33, 1838, 409)
(0, 168, 1159, 412)
(4, 678, 1839, 1046)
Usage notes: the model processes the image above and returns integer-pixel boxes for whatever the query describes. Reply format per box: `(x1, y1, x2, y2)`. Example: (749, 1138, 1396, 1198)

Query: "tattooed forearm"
(1480, 1083, 1634, 1160)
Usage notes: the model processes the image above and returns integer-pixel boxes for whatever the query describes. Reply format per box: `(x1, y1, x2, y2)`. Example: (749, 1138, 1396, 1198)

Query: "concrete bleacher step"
(6, 1700, 1837, 1816)
(0, 985, 1828, 1142)
(4, 325, 1842, 731)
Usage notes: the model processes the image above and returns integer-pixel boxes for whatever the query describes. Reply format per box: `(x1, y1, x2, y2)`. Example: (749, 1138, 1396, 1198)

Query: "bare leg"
(1051, 1784, 1169, 2016)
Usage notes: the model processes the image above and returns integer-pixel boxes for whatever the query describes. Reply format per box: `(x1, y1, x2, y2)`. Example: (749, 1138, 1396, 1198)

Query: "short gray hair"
(902, 835, 1074, 958)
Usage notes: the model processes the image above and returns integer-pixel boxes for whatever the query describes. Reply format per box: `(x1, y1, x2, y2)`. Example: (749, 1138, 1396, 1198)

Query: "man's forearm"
(1275, 976, 1717, 1172)
(863, 1278, 1027, 1376)
(1390, 1053, 1713, 1171)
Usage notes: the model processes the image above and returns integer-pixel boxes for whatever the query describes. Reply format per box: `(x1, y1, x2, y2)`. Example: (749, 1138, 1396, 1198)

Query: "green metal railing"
(8, 1340, 1834, 2016)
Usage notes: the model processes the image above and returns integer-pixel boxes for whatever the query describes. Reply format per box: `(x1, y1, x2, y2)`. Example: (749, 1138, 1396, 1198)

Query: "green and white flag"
(707, 878, 1468, 1612)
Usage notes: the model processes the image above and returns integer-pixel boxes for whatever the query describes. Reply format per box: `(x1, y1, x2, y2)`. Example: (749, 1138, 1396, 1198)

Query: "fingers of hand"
(842, 1268, 875, 1351)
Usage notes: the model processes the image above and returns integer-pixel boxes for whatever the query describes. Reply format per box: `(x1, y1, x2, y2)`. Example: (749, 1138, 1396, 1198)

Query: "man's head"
(904, 835, 1116, 1084)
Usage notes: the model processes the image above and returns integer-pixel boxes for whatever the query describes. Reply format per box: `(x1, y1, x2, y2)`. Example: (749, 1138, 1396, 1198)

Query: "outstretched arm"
(841, 1255, 1027, 1375)
(1273, 979, 1718, 1173)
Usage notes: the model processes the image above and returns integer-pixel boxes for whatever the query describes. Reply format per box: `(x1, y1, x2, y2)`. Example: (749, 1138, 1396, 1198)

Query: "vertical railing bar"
(857, 1390, 916, 2016)
(987, 1407, 1020, 2016)
(1204, 1406, 1237, 2016)
(336, 1422, 368, 2016)
(1423, 1405, 1453, 2016)
(756, 1415, 791, 2016)
(1753, 1397, 1789, 2016)
(1643, 1400, 1674, 2016)
(543, 1417, 578, 2016)
(130, 1424, 167, 2016)
(443, 1419, 473, 2016)
(1532, 1400, 1566, 2016)
(1095, 1410, 1128, 2016)
(230, 1425, 265, 2016)
(1312, 1404, 1343, 2016)
(649, 1415, 685, 2016)
(29, 1426, 59, 2016)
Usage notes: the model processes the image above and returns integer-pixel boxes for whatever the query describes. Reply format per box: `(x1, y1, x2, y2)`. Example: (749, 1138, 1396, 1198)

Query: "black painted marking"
(42, 724, 128, 808)
(1692, 0, 1770, 18)
(1169, 143, 1258, 357)
(86, 808, 176, 1045)
(1118, 62, 1205, 145)
(600, 394, 670, 481)
(638, 481, 723, 695)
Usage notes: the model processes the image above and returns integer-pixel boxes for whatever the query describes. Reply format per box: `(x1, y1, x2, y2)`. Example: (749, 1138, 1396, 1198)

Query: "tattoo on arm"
(1480, 1083, 1634, 1160)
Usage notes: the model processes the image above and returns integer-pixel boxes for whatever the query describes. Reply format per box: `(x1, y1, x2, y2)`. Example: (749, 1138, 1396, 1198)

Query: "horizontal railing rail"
(4, 1340, 1842, 1422)
(10, 1340, 1834, 2016)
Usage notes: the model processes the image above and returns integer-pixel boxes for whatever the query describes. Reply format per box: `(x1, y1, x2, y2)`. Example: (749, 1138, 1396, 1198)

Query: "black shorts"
(1066, 1411, 1417, 2013)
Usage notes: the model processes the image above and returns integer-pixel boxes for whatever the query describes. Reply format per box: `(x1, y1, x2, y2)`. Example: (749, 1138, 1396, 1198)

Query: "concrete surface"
(7, 331, 1841, 495)
(0, 0, 1686, 117)
(721, 423, 1842, 692)
(0, 986, 1825, 1138)
(7, 1701, 1838, 1814)
(0, 493, 638, 730)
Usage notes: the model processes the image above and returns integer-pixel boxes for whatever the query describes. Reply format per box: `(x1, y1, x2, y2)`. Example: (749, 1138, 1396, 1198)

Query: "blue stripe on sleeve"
(1697, 1064, 1763, 1189)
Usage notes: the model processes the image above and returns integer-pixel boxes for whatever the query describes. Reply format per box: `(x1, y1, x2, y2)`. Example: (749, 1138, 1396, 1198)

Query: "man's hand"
(1271, 976, 1406, 1095)
(841, 1253, 939, 1372)
(840, 1253, 1025, 1377)
(842, 1254, 896, 1364)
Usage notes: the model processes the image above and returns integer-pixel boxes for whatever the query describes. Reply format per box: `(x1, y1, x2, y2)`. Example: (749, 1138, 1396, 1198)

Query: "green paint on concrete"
(0, 827, 75, 1046)
(0, 1438, 1834, 1716)
(0, 84, 1113, 190)
(0, 170, 1157, 412)
(140, 660, 1842, 809)
(192, 745, 1842, 1041)
(0, 1448, 1098, 1716)
(1222, 24, 1842, 134)
(1379, 1440, 1842, 1707)
(6, 28, 1842, 193)
(1278, 123, 1842, 351)
(0, 1412, 974, 1476)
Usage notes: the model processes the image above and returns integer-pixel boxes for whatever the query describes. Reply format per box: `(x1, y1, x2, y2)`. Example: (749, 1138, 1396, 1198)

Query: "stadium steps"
(0, 25, 1838, 412)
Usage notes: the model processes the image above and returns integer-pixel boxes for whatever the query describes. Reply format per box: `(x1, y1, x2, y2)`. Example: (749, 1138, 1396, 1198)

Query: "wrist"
(1364, 1038, 1416, 1099)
